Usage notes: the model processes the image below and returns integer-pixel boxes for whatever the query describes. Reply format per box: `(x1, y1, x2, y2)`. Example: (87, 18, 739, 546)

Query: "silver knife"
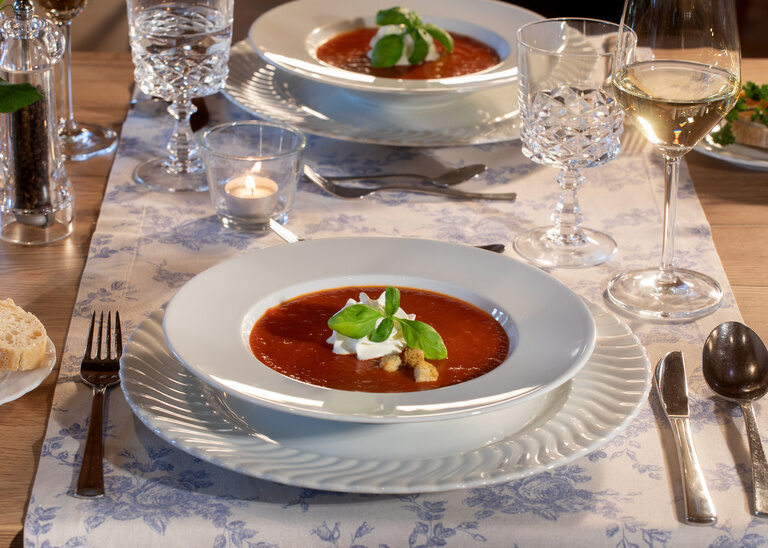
(655, 351, 717, 525)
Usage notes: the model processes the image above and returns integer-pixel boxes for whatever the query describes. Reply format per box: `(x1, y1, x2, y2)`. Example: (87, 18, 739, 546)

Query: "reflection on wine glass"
(39, 0, 117, 161)
(126, 0, 233, 192)
(607, 0, 741, 319)
(514, 18, 626, 268)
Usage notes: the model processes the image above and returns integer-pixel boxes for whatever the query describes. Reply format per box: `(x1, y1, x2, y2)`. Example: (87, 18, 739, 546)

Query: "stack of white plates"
(120, 238, 652, 493)
(223, 0, 543, 146)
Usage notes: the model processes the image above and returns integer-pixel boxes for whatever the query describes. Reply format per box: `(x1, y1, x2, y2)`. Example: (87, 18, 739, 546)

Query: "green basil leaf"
(375, 7, 411, 27)
(396, 318, 447, 360)
(368, 317, 394, 343)
(0, 80, 42, 113)
(408, 28, 429, 65)
(383, 286, 400, 317)
(328, 304, 383, 339)
(371, 33, 404, 68)
(423, 23, 454, 53)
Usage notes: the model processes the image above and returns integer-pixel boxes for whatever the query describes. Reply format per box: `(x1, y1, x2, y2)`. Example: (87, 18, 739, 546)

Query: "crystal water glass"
(515, 18, 627, 268)
(40, 0, 118, 161)
(607, 0, 741, 319)
(126, 0, 233, 192)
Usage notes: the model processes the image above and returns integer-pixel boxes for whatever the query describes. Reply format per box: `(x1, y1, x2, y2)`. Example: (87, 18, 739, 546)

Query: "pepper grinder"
(0, 0, 71, 245)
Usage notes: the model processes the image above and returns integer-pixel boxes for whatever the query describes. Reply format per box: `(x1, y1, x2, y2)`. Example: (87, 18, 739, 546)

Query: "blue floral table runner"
(24, 93, 767, 547)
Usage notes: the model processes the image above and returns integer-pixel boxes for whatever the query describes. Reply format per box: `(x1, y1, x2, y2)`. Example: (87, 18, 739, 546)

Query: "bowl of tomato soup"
(247, 0, 542, 97)
(162, 237, 595, 424)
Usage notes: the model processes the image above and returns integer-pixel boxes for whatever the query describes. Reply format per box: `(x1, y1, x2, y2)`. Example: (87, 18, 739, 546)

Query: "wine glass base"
(60, 122, 117, 162)
(606, 267, 723, 320)
(514, 226, 617, 268)
(133, 158, 208, 193)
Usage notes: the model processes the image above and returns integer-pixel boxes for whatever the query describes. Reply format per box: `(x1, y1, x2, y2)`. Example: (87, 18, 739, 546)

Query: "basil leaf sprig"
(0, 80, 43, 113)
(370, 7, 454, 68)
(327, 286, 447, 360)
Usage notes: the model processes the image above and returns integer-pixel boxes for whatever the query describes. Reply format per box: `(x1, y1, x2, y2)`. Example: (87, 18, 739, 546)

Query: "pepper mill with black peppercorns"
(0, 0, 72, 245)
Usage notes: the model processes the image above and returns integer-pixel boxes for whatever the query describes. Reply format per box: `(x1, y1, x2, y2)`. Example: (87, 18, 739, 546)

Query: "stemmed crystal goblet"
(607, 0, 741, 319)
(126, 0, 233, 192)
(514, 18, 627, 268)
(39, 0, 117, 161)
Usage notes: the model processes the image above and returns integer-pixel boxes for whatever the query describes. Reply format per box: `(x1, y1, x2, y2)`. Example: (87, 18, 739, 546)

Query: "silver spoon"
(268, 219, 505, 253)
(304, 165, 517, 201)
(703, 321, 768, 516)
(316, 163, 487, 187)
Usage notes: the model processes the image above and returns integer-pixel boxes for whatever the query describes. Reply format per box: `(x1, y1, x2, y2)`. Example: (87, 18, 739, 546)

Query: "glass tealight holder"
(200, 121, 306, 231)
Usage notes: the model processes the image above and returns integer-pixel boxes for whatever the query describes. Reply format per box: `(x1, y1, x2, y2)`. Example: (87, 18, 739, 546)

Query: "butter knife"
(655, 351, 716, 525)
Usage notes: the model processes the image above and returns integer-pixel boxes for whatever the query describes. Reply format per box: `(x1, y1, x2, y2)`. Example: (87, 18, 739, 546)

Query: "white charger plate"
(0, 337, 56, 405)
(696, 124, 768, 171)
(248, 0, 541, 96)
(122, 302, 651, 493)
(224, 41, 523, 147)
(162, 238, 596, 424)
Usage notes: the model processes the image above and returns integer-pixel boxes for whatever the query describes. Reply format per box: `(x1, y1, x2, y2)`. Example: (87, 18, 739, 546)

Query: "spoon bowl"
(703, 321, 768, 517)
(703, 322, 768, 401)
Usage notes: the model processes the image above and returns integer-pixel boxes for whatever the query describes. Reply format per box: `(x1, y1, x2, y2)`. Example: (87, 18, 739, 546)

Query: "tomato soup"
(315, 28, 501, 80)
(249, 286, 509, 393)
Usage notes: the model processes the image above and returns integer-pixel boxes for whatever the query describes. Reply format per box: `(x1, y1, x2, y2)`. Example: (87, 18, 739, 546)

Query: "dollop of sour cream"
(367, 24, 440, 66)
(326, 291, 416, 360)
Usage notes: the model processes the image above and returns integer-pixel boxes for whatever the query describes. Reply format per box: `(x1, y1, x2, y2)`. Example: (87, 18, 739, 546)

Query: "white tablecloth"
(24, 93, 764, 547)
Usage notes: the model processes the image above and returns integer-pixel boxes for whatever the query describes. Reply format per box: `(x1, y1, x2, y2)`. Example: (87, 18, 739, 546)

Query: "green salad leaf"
(370, 7, 454, 68)
(327, 286, 447, 359)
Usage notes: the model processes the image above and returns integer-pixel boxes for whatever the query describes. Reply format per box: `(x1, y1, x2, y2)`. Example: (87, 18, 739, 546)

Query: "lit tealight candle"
(223, 173, 279, 217)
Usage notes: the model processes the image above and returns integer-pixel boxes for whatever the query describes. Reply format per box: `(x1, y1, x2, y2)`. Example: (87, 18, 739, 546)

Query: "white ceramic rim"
(224, 41, 523, 147)
(162, 238, 596, 423)
(247, 0, 542, 95)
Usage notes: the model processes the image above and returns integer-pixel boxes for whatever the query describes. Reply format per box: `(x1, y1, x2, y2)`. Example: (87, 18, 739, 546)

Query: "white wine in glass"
(607, 0, 741, 319)
(40, 0, 118, 161)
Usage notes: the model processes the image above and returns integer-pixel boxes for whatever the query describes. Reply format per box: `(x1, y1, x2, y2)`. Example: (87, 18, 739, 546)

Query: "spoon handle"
(669, 417, 718, 524)
(740, 402, 768, 516)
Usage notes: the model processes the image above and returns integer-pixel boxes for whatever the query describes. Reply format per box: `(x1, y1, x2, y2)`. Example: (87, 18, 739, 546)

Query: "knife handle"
(670, 417, 717, 525)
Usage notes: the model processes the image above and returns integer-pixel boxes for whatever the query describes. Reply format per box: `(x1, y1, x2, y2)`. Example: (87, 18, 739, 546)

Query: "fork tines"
(84, 311, 122, 363)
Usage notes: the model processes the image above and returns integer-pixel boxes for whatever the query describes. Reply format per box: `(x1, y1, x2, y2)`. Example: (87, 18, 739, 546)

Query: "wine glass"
(39, 0, 117, 161)
(607, 0, 741, 319)
(126, 0, 233, 192)
(514, 18, 626, 268)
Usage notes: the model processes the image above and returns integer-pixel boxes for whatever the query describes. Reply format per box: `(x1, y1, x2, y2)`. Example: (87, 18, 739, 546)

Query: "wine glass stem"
(659, 154, 681, 286)
(57, 21, 77, 135)
(549, 169, 586, 244)
(165, 97, 200, 174)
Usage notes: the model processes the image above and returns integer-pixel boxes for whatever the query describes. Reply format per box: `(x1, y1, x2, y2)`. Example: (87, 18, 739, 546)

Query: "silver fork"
(304, 165, 517, 201)
(75, 311, 122, 498)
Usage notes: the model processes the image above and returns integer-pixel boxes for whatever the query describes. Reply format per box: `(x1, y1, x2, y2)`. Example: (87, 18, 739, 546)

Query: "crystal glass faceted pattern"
(126, 0, 233, 192)
(514, 18, 627, 268)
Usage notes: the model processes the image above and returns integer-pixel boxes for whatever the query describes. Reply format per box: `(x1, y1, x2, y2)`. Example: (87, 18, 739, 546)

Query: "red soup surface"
(315, 28, 501, 80)
(249, 286, 510, 393)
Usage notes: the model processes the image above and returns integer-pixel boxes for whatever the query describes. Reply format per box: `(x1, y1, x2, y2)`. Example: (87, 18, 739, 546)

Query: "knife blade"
(655, 351, 717, 525)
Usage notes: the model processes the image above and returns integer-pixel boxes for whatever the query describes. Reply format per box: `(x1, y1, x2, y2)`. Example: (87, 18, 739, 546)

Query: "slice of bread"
(733, 96, 768, 150)
(0, 299, 47, 371)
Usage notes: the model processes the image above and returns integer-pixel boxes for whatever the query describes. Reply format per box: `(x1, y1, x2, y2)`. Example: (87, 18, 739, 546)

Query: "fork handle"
(75, 386, 106, 498)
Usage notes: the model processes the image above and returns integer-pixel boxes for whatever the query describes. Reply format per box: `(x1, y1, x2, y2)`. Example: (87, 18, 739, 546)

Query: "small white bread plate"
(162, 238, 596, 423)
(247, 0, 541, 96)
(0, 337, 56, 405)
(122, 302, 651, 493)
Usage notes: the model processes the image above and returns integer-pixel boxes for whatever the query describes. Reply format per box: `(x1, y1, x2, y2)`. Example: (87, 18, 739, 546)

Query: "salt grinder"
(0, 0, 71, 244)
